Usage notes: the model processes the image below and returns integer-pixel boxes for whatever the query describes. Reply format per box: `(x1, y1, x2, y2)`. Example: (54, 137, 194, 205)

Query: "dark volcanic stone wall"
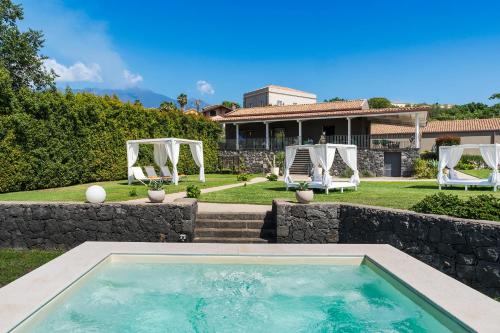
(273, 200, 500, 298)
(0, 199, 197, 249)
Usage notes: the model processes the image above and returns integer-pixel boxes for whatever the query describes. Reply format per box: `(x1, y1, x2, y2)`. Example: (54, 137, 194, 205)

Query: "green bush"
(456, 155, 487, 170)
(266, 173, 278, 181)
(414, 158, 438, 178)
(186, 184, 201, 198)
(411, 193, 500, 221)
(339, 169, 354, 178)
(236, 173, 250, 181)
(0, 84, 221, 193)
(128, 188, 137, 197)
(360, 170, 375, 177)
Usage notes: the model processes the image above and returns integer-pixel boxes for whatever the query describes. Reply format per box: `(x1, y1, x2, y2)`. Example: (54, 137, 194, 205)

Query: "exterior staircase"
(194, 212, 276, 243)
(289, 149, 311, 174)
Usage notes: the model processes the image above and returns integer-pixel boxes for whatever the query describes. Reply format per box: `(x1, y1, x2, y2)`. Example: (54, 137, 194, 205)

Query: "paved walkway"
(125, 177, 268, 204)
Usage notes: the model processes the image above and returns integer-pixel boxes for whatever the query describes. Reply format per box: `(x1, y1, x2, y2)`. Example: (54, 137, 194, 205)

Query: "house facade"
(243, 85, 317, 108)
(215, 88, 430, 176)
(371, 118, 500, 153)
(201, 104, 233, 118)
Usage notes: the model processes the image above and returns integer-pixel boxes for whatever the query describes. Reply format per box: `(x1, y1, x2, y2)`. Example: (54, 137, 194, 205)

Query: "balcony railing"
(219, 134, 415, 151)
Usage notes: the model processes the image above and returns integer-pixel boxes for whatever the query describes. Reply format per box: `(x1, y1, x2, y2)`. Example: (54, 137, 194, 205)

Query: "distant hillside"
(74, 87, 208, 109)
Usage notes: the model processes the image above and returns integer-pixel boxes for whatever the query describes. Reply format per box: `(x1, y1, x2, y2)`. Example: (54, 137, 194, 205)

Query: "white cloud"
(21, 0, 142, 88)
(44, 59, 102, 82)
(123, 70, 143, 85)
(196, 80, 215, 95)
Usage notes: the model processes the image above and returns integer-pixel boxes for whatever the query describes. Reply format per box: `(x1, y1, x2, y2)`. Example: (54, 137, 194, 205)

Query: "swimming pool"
(1, 243, 499, 332)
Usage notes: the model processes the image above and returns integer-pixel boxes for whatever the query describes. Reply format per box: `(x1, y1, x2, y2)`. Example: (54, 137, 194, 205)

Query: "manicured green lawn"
(0, 174, 257, 202)
(200, 180, 500, 210)
(0, 249, 64, 287)
(459, 169, 492, 179)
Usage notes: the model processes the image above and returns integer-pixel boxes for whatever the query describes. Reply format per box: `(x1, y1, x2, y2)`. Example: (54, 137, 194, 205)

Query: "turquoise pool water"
(23, 260, 457, 332)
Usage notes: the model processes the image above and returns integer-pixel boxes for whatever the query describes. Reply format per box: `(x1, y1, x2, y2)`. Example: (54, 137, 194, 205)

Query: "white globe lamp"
(86, 185, 106, 203)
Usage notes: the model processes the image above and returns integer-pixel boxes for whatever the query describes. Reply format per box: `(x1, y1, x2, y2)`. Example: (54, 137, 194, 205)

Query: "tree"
(324, 97, 346, 102)
(159, 101, 176, 110)
(222, 100, 240, 109)
(489, 93, 500, 100)
(0, 0, 55, 90)
(368, 97, 393, 109)
(177, 93, 187, 111)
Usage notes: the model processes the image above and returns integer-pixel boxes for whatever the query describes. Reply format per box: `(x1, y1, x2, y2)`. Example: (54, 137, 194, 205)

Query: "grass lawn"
(0, 174, 257, 202)
(0, 249, 64, 287)
(200, 180, 500, 210)
(458, 169, 492, 179)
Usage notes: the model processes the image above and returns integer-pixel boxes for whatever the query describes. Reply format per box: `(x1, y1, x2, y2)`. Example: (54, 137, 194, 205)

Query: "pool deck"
(1, 242, 499, 332)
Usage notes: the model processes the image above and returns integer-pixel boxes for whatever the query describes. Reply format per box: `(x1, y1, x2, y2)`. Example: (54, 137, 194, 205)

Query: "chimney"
(232, 104, 237, 111)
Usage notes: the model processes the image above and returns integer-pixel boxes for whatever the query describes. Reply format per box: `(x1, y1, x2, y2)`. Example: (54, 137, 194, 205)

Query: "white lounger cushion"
(131, 167, 148, 181)
(144, 166, 158, 178)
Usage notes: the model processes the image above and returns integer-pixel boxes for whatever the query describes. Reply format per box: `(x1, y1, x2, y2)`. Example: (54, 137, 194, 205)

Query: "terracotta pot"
(271, 167, 280, 176)
(295, 190, 314, 204)
(148, 189, 165, 203)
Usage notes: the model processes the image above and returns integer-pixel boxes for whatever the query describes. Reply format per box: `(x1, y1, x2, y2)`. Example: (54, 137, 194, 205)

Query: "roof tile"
(371, 118, 500, 134)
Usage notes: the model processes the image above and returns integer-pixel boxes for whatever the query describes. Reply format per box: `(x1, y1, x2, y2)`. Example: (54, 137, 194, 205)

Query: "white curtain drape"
(315, 145, 336, 186)
(153, 143, 168, 167)
(189, 142, 205, 182)
(127, 143, 139, 184)
(480, 145, 500, 185)
(308, 146, 322, 182)
(437, 146, 464, 184)
(338, 147, 360, 185)
(166, 140, 181, 185)
(284, 146, 297, 184)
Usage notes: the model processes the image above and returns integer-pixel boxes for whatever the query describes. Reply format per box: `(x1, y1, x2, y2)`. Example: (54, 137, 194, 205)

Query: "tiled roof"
(216, 100, 428, 123)
(371, 118, 500, 135)
(202, 104, 232, 112)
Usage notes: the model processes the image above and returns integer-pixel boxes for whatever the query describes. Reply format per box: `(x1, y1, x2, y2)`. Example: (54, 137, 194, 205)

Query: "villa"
(216, 85, 429, 176)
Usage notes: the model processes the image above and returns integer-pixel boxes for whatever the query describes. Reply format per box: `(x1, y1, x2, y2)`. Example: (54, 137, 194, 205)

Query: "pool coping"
(0, 242, 499, 332)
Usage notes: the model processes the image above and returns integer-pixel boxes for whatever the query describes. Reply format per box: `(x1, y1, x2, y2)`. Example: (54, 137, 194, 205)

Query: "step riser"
(193, 238, 268, 244)
(196, 229, 275, 238)
(197, 220, 269, 229)
(196, 213, 269, 220)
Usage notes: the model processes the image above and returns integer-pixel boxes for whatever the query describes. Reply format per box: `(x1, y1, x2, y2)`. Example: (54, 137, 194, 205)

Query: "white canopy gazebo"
(438, 143, 499, 191)
(284, 144, 360, 193)
(126, 138, 205, 185)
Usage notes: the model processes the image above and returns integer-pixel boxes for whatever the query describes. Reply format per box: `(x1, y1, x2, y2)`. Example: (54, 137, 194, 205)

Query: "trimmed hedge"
(411, 192, 500, 221)
(0, 85, 221, 193)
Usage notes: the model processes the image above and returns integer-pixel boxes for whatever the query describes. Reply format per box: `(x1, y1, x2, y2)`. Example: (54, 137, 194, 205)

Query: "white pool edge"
(0, 242, 499, 332)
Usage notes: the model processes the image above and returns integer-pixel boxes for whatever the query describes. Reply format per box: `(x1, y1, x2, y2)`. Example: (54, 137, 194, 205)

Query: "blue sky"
(19, 0, 500, 104)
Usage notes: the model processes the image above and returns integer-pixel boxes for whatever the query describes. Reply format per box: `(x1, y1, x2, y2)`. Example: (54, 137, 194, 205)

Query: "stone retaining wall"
(0, 199, 197, 249)
(220, 148, 419, 176)
(273, 200, 500, 298)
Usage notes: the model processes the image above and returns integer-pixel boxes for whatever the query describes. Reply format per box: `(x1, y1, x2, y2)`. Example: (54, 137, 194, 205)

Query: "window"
(277, 100, 284, 106)
(210, 110, 216, 117)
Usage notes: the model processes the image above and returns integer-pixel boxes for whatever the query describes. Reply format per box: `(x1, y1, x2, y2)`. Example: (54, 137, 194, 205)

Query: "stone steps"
(290, 150, 311, 174)
(194, 212, 275, 243)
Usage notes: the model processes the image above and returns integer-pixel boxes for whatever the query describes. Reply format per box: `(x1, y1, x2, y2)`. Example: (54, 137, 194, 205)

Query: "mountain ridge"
(73, 87, 208, 109)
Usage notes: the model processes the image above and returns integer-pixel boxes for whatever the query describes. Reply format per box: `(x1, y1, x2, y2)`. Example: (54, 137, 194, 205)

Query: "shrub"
(128, 188, 138, 197)
(411, 193, 500, 221)
(266, 173, 278, 181)
(435, 136, 460, 156)
(414, 158, 438, 178)
(456, 155, 487, 170)
(339, 169, 354, 178)
(236, 173, 250, 181)
(360, 170, 375, 177)
(186, 184, 201, 198)
(275, 151, 285, 174)
(420, 150, 438, 160)
(147, 179, 164, 191)
(0, 88, 221, 193)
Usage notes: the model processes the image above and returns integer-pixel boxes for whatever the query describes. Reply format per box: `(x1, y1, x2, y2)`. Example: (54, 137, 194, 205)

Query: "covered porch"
(219, 112, 425, 151)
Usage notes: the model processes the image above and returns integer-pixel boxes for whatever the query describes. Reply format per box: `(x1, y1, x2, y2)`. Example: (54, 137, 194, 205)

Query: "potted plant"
(295, 181, 313, 204)
(147, 179, 165, 203)
(265, 154, 280, 176)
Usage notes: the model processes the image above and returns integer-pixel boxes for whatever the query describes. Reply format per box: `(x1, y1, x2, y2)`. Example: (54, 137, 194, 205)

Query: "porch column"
(347, 117, 352, 144)
(265, 122, 270, 150)
(235, 123, 239, 150)
(298, 120, 302, 144)
(415, 113, 420, 149)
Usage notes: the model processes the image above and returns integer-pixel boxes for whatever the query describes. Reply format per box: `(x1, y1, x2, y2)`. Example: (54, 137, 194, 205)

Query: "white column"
(347, 117, 352, 145)
(235, 124, 239, 150)
(415, 113, 420, 149)
(265, 122, 270, 150)
(298, 120, 302, 144)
